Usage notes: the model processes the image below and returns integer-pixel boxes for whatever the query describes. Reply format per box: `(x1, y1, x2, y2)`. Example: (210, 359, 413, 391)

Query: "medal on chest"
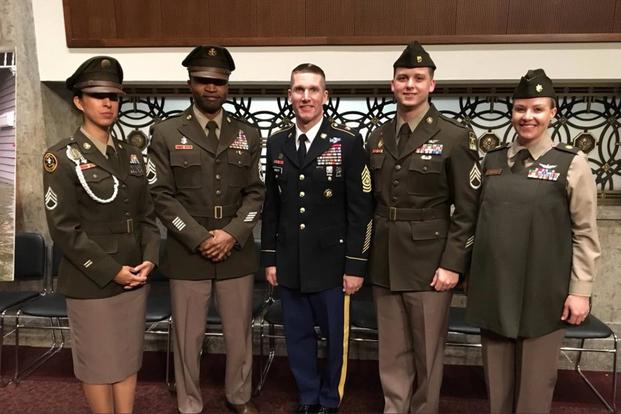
(129, 153, 144, 176)
(415, 142, 443, 155)
(527, 163, 560, 181)
(230, 130, 249, 150)
(317, 143, 342, 165)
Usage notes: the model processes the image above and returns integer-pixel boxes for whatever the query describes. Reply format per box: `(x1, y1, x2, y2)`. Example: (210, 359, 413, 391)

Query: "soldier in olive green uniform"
(43, 56, 160, 414)
(367, 42, 480, 413)
(148, 46, 264, 414)
(465, 69, 600, 413)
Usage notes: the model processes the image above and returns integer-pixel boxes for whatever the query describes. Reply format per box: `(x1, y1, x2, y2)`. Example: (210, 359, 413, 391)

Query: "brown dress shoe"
(226, 400, 259, 414)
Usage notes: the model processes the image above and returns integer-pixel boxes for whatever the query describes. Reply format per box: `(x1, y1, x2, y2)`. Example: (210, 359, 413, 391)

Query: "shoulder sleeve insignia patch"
(43, 153, 58, 173)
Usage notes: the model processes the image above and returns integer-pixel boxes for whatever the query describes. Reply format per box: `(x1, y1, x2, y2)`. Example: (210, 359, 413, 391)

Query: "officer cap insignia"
(182, 45, 235, 80)
(82, 142, 92, 150)
(100, 59, 111, 69)
(394, 41, 436, 70)
(416, 56, 422, 63)
(208, 48, 217, 56)
(43, 153, 58, 173)
(324, 189, 333, 198)
(513, 68, 556, 100)
(536, 84, 543, 93)
(44, 186, 58, 210)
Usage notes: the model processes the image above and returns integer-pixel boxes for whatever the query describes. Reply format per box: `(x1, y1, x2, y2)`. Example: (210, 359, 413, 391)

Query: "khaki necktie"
(511, 148, 531, 173)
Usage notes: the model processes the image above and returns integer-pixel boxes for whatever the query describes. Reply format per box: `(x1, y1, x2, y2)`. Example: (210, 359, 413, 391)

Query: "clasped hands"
(114, 260, 154, 290)
(198, 229, 236, 262)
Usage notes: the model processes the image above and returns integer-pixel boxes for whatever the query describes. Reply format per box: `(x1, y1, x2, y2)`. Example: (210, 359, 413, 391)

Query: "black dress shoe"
(317, 406, 338, 414)
(296, 404, 320, 413)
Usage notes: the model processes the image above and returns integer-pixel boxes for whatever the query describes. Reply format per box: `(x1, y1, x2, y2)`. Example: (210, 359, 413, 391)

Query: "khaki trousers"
(481, 328, 564, 414)
(374, 287, 452, 414)
(170, 276, 254, 414)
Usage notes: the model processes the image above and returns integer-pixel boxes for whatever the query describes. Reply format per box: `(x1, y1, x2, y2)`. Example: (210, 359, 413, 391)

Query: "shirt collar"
(295, 118, 323, 145)
(80, 127, 114, 157)
(193, 105, 223, 137)
(395, 102, 430, 135)
(508, 132, 553, 161)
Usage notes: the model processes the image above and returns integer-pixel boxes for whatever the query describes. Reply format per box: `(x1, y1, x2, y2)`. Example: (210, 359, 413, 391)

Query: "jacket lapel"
(114, 141, 130, 182)
(281, 128, 299, 168)
(399, 106, 440, 160)
(73, 130, 116, 177)
(177, 108, 217, 155)
(381, 119, 398, 159)
(216, 112, 236, 157)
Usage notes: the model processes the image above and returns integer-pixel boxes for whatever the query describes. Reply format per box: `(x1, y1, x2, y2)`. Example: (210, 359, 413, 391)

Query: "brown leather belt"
(375, 205, 449, 221)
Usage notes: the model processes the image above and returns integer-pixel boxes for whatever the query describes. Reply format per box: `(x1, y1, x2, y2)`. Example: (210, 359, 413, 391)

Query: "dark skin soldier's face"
(188, 76, 229, 116)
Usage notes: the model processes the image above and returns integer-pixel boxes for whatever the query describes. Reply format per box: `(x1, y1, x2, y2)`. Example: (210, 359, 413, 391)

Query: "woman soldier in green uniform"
(42, 56, 160, 413)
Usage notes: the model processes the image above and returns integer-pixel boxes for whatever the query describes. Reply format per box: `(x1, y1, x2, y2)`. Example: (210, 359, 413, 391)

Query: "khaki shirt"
(508, 134, 600, 296)
(192, 106, 223, 139)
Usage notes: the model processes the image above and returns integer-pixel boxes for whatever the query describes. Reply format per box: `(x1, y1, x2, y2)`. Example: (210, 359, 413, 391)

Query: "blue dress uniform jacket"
(148, 108, 265, 280)
(261, 118, 374, 292)
(43, 129, 160, 299)
(366, 105, 480, 291)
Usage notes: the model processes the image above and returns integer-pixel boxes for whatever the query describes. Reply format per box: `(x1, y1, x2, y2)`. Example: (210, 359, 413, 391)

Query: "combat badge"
(129, 153, 143, 176)
(44, 187, 58, 210)
(43, 153, 58, 173)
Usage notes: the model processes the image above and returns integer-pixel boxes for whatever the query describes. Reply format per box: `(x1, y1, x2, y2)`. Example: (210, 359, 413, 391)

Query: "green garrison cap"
(393, 41, 436, 70)
(513, 69, 556, 100)
(182, 45, 235, 80)
(66, 56, 124, 94)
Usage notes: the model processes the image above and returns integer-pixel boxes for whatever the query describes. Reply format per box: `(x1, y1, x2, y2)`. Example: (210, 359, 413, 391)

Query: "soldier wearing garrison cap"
(43, 55, 160, 413)
(148, 45, 263, 414)
(465, 69, 600, 413)
(366, 42, 480, 413)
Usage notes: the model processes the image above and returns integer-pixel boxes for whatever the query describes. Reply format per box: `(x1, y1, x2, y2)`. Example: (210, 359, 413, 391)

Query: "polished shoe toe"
(296, 403, 320, 413)
(317, 406, 338, 414)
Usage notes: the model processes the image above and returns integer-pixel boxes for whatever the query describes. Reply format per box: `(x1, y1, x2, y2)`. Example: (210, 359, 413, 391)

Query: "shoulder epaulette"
(270, 124, 294, 136)
(330, 122, 356, 136)
(554, 143, 580, 155)
(48, 137, 74, 152)
(439, 114, 468, 129)
(225, 113, 255, 128)
(486, 143, 510, 153)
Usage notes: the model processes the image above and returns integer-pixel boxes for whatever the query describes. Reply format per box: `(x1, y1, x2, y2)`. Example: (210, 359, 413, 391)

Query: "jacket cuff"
(345, 256, 367, 277)
(569, 280, 592, 297)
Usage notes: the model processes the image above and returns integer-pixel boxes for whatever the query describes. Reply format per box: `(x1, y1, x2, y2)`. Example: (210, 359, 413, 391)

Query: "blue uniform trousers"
(280, 285, 350, 409)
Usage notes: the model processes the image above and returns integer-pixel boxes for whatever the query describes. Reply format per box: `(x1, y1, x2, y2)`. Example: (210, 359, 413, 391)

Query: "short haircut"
(290, 63, 326, 88)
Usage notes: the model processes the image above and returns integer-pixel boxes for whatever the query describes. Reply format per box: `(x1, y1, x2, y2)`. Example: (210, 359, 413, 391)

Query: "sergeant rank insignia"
(415, 143, 443, 155)
(528, 163, 560, 181)
(230, 130, 249, 150)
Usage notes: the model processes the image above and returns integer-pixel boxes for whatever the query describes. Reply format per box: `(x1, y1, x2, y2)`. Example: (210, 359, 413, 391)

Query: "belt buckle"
(214, 205, 223, 219)
(126, 218, 134, 233)
(389, 207, 397, 221)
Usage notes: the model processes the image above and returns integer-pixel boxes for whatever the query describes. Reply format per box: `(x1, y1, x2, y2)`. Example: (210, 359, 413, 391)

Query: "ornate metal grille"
(114, 90, 620, 196)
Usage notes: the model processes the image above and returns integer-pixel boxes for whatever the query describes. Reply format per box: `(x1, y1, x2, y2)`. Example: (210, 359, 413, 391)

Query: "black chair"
(447, 306, 618, 413)
(0, 232, 47, 386)
(14, 244, 68, 383)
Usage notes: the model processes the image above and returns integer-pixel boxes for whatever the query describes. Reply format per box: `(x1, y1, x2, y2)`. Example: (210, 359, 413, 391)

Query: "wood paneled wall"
(63, 0, 621, 47)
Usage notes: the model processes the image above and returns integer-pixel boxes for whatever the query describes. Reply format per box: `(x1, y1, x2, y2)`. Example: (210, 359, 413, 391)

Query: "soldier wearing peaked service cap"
(148, 45, 263, 414)
(465, 69, 600, 413)
(43, 55, 160, 413)
(366, 42, 480, 413)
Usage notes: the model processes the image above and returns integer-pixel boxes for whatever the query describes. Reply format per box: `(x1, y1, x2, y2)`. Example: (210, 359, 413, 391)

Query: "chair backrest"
(14, 232, 46, 282)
